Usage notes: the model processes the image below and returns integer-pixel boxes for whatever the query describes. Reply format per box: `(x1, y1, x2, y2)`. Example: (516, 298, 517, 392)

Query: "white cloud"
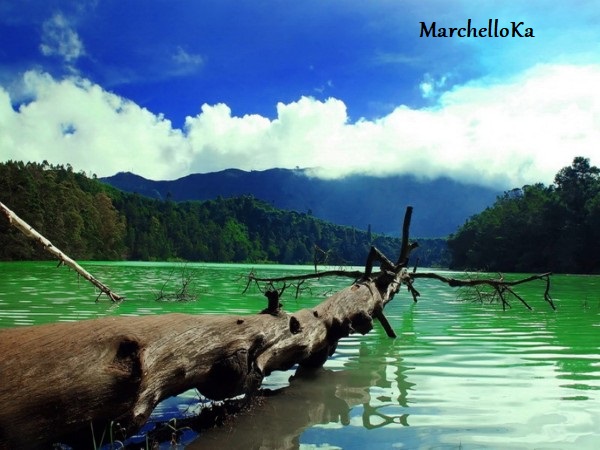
(419, 73, 449, 99)
(40, 13, 85, 63)
(172, 47, 204, 68)
(0, 71, 189, 180)
(1, 64, 600, 189)
(166, 46, 205, 77)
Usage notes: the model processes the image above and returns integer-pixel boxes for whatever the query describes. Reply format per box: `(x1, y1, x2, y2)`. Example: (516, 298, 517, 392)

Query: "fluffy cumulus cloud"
(0, 71, 189, 180)
(1, 64, 600, 188)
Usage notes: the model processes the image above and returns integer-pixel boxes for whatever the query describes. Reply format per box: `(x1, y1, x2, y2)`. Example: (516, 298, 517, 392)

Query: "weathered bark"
(0, 272, 399, 448)
(0, 201, 123, 302)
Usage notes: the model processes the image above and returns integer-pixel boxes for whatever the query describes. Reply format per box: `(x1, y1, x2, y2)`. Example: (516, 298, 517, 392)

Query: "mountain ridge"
(101, 168, 500, 237)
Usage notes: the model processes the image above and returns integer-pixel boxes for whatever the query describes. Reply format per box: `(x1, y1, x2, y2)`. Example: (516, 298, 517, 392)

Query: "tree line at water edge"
(0, 160, 449, 267)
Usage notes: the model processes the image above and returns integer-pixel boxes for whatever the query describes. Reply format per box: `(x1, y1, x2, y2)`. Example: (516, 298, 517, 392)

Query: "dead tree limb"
(0, 201, 123, 302)
(246, 269, 364, 285)
(154, 264, 198, 302)
(411, 271, 555, 310)
(247, 265, 554, 311)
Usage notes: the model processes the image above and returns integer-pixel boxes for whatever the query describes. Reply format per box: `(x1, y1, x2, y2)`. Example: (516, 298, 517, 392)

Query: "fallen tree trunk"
(0, 206, 553, 448)
(0, 271, 399, 448)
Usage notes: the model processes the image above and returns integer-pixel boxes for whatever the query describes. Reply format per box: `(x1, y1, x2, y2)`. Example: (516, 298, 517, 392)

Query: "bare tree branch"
(245, 257, 555, 311)
(0, 201, 124, 302)
(411, 271, 555, 310)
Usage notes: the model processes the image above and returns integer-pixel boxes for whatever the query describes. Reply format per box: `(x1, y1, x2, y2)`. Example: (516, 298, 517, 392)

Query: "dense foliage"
(0, 161, 449, 266)
(0, 161, 126, 260)
(448, 157, 600, 274)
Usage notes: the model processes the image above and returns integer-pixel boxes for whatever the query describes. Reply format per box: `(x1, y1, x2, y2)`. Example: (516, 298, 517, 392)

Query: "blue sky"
(1, 0, 599, 187)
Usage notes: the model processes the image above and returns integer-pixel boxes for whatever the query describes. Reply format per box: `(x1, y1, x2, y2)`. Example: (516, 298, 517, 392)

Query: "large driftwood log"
(1, 207, 415, 448)
(0, 270, 400, 448)
(0, 206, 553, 448)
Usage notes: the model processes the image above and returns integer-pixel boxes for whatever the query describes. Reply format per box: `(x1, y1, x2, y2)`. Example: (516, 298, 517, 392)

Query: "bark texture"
(0, 272, 400, 448)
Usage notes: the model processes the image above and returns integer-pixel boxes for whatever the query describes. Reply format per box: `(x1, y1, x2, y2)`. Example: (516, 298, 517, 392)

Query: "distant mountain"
(101, 168, 500, 237)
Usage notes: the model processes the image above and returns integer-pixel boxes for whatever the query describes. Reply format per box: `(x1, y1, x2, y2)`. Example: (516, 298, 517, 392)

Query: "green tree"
(449, 157, 600, 274)
(554, 156, 600, 218)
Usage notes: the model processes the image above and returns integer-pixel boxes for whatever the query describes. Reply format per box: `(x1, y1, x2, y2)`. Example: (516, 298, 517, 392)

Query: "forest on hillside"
(0, 161, 449, 266)
(448, 157, 600, 274)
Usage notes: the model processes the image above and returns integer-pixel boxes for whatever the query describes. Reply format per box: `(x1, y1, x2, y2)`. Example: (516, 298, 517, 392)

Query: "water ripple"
(0, 263, 598, 449)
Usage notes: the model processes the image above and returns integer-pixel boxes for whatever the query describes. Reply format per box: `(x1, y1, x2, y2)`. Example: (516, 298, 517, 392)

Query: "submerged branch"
(154, 264, 198, 302)
(412, 271, 555, 310)
(245, 267, 555, 311)
(0, 200, 124, 302)
(246, 269, 363, 285)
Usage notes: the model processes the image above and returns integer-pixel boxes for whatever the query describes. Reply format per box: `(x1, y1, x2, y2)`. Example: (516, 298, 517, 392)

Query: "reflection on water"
(0, 262, 599, 449)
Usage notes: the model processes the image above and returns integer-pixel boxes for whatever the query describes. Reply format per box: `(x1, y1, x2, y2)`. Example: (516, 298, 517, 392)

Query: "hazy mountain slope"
(101, 168, 500, 237)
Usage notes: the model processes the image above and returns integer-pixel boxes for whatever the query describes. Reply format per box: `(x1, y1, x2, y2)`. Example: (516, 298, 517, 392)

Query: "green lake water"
(0, 261, 599, 449)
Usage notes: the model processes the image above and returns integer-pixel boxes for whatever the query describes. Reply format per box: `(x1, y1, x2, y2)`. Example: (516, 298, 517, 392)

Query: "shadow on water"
(183, 307, 419, 449)
(188, 354, 413, 449)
